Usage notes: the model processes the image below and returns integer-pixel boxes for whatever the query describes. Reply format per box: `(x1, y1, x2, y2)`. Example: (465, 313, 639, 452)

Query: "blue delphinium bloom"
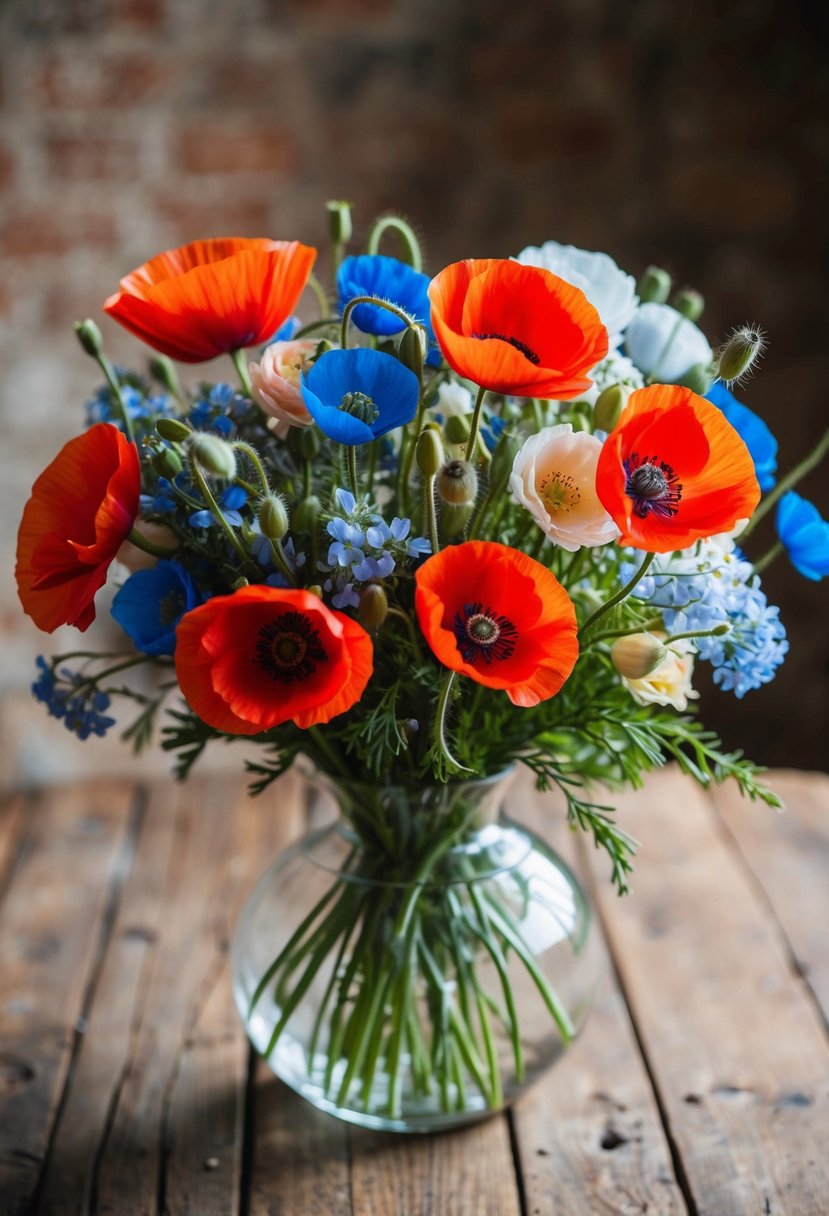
(32, 657, 116, 739)
(301, 348, 419, 445)
(86, 372, 176, 439)
(188, 382, 253, 434)
(705, 381, 777, 492)
(111, 562, 201, 656)
(775, 491, 829, 581)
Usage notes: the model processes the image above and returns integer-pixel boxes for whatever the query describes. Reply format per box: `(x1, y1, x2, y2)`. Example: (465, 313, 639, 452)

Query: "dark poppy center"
(453, 602, 519, 664)
(254, 611, 328, 683)
(159, 589, 186, 627)
(339, 391, 379, 425)
(624, 452, 683, 520)
(472, 332, 541, 365)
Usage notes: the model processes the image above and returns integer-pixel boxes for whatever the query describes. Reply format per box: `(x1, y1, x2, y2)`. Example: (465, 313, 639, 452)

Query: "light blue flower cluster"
(32, 657, 116, 739)
(250, 528, 306, 588)
(188, 383, 252, 434)
(623, 537, 788, 697)
(86, 372, 175, 438)
(320, 488, 430, 609)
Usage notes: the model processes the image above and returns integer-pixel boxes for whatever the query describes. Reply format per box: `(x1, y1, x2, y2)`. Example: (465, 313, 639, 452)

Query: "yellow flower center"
(539, 471, 581, 514)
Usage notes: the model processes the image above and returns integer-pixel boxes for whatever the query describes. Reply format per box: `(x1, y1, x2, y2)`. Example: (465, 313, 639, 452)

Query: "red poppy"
(103, 238, 317, 363)
(427, 259, 608, 398)
(595, 385, 761, 552)
(175, 586, 373, 735)
(415, 541, 578, 707)
(16, 424, 141, 633)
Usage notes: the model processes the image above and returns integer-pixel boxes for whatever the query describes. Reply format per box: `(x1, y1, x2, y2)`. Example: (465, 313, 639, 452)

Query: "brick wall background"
(1, 0, 827, 785)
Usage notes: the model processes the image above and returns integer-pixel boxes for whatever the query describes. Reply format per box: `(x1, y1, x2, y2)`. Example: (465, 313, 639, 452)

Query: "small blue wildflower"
(111, 562, 202, 655)
(270, 315, 302, 342)
(332, 581, 360, 610)
(706, 381, 777, 492)
(86, 378, 175, 437)
(188, 509, 215, 529)
(301, 348, 419, 445)
(775, 491, 829, 581)
(327, 517, 366, 567)
(32, 657, 116, 739)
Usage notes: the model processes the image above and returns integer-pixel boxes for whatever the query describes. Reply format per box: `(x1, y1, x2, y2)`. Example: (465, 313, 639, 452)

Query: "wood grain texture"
(583, 768, 829, 1216)
(0, 782, 136, 1216)
(712, 768, 829, 1028)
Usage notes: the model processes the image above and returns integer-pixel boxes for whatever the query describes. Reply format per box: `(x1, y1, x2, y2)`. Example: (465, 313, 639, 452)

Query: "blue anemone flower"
(111, 562, 202, 655)
(300, 348, 419, 446)
(775, 491, 829, 581)
(706, 381, 777, 492)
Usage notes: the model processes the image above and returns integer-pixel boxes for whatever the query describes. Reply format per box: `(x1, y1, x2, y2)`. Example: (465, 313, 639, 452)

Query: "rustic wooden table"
(1, 765, 827, 1216)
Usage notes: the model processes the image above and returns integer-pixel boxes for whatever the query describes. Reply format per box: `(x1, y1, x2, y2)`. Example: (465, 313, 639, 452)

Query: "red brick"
(0, 140, 14, 191)
(45, 134, 141, 181)
(153, 189, 272, 240)
(1, 208, 118, 258)
(110, 0, 166, 31)
(29, 53, 172, 109)
(175, 124, 301, 176)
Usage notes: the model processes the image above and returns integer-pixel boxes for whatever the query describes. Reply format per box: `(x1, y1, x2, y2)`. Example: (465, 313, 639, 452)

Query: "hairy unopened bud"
(416, 428, 444, 478)
(716, 326, 766, 385)
(74, 318, 103, 357)
(611, 633, 668, 680)
(151, 446, 183, 479)
(672, 288, 704, 323)
(358, 583, 388, 631)
(677, 362, 714, 395)
(637, 265, 672, 305)
(437, 459, 478, 506)
(398, 325, 427, 379)
(593, 384, 628, 432)
(326, 199, 354, 245)
(258, 494, 289, 541)
(443, 414, 471, 445)
(188, 433, 237, 480)
(293, 495, 321, 533)
(156, 417, 192, 443)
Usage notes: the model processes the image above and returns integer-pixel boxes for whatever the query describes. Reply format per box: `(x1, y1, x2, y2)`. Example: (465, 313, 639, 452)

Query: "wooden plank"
(582, 767, 829, 1216)
(88, 772, 304, 1216)
(712, 769, 829, 1026)
(0, 781, 136, 1216)
(0, 795, 27, 907)
(507, 768, 686, 1215)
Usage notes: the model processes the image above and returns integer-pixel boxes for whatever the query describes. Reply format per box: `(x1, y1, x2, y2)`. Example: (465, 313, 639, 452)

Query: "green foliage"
(246, 741, 302, 796)
(160, 706, 223, 780)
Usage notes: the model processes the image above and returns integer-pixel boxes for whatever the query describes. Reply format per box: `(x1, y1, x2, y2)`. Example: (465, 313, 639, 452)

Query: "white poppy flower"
(515, 241, 638, 347)
(622, 636, 699, 711)
(624, 303, 713, 383)
(434, 380, 474, 420)
(509, 423, 620, 552)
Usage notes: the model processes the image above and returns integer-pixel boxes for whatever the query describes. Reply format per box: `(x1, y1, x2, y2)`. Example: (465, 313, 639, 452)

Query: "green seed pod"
(151, 445, 183, 479)
(436, 460, 478, 506)
(593, 384, 628, 432)
(611, 634, 668, 679)
(326, 199, 354, 245)
(398, 325, 427, 379)
(358, 583, 389, 631)
(416, 428, 444, 478)
(156, 417, 192, 443)
(715, 326, 766, 384)
(293, 495, 321, 533)
(443, 414, 471, 445)
(188, 433, 237, 480)
(439, 503, 473, 537)
(672, 288, 705, 323)
(289, 426, 321, 461)
(74, 318, 103, 357)
(258, 495, 289, 541)
(637, 265, 672, 305)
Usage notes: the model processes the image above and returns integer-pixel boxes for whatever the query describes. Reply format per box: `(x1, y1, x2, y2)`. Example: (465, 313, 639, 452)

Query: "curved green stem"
(126, 526, 179, 560)
(578, 551, 656, 638)
(752, 539, 784, 576)
(269, 539, 297, 586)
(346, 445, 359, 499)
(95, 351, 135, 444)
(232, 440, 270, 495)
(740, 428, 829, 539)
(464, 385, 488, 463)
(341, 295, 417, 351)
(431, 670, 471, 780)
(188, 457, 253, 570)
(423, 473, 439, 555)
(230, 348, 253, 396)
(365, 215, 422, 271)
(307, 272, 331, 319)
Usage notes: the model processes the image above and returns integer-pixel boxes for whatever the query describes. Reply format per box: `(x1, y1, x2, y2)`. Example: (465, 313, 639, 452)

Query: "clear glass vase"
(231, 765, 602, 1133)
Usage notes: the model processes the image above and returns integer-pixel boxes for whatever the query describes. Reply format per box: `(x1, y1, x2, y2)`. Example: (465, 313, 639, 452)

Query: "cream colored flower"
(509, 424, 619, 551)
(249, 340, 318, 436)
(622, 637, 699, 711)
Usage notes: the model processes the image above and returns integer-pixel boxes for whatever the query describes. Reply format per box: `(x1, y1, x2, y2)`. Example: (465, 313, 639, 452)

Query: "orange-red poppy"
(427, 259, 608, 398)
(595, 384, 761, 552)
(415, 540, 579, 707)
(103, 238, 317, 363)
(175, 585, 373, 735)
(16, 423, 141, 633)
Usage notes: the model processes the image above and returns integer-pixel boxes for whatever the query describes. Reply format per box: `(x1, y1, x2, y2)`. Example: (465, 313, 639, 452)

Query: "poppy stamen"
(159, 589, 186, 626)
(339, 391, 380, 425)
(255, 610, 328, 683)
(453, 601, 519, 664)
(539, 471, 581, 515)
(472, 332, 541, 366)
(624, 452, 683, 520)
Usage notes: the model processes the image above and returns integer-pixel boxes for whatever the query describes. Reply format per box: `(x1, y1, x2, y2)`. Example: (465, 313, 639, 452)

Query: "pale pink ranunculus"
(249, 341, 318, 437)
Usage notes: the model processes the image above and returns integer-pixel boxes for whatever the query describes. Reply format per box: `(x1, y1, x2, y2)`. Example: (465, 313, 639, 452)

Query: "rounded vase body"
(231, 767, 601, 1133)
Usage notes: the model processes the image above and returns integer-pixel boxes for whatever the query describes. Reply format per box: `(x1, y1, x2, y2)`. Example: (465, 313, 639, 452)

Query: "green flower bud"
(715, 326, 766, 385)
(489, 430, 521, 491)
(672, 288, 704, 323)
(148, 354, 182, 397)
(306, 584, 323, 599)
(293, 495, 321, 532)
(439, 503, 473, 537)
(151, 446, 183, 479)
(398, 325, 427, 379)
(289, 426, 321, 461)
(611, 633, 668, 679)
(231, 576, 250, 590)
(437, 459, 478, 507)
(593, 384, 628, 432)
(443, 414, 471, 445)
(677, 362, 714, 395)
(326, 199, 354, 245)
(416, 428, 444, 478)
(258, 494, 289, 541)
(637, 265, 672, 305)
(156, 417, 192, 443)
(358, 583, 389, 631)
(188, 433, 237, 480)
(74, 318, 103, 357)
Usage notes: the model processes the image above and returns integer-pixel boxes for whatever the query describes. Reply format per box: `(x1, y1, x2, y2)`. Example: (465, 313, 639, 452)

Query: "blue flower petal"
(301, 348, 418, 446)
(775, 491, 829, 581)
(111, 562, 202, 655)
(706, 382, 777, 492)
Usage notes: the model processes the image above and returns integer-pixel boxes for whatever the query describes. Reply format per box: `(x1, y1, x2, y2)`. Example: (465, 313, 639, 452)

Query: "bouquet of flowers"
(16, 204, 829, 1129)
